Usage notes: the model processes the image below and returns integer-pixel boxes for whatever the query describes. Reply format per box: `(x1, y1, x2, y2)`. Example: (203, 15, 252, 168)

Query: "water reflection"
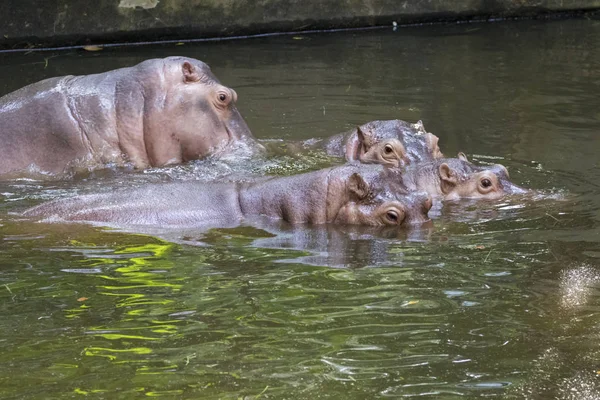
(247, 223, 433, 268)
(123, 221, 435, 269)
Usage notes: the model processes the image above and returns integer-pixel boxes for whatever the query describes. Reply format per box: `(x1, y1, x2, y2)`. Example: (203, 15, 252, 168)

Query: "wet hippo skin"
(322, 119, 444, 167)
(402, 153, 527, 201)
(266, 119, 444, 168)
(0, 56, 262, 178)
(320, 125, 525, 201)
(22, 164, 433, 229)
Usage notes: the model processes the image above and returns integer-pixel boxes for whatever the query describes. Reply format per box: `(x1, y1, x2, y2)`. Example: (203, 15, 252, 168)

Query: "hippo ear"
(356, 126, 375, 149)
(412, 120, 426, 134)
(182, 61, 201, 83)
(427, 132, 440, 151)
(439, 163, 458, 194)
(348, 172, 370, 200)
(457, 152, 469, 162)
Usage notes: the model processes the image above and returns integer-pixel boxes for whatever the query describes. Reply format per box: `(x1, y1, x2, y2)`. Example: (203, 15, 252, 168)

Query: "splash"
(559, 264, 600, 309)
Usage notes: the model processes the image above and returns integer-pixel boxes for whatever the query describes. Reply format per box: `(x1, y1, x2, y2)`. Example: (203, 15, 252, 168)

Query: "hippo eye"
(385, 210, 399, 224)
(218, 93, 228, 102)
(384, 145, 394, 155)
(481, 178, 492, 188)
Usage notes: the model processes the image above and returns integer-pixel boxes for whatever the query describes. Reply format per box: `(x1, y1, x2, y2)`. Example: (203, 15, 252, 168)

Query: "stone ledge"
(1, 0, 599, 50)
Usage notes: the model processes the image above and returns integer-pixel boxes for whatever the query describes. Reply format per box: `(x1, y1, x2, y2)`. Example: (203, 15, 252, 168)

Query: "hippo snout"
(422, 193, 433, 213)
(218, 108, 265, 158)
(405, 191, 433, 225)
(227, 107, 254, 140)
(504, 182, 528, 195)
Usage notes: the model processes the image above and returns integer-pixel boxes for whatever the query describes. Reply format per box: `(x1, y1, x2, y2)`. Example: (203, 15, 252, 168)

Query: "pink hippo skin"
(0, 56, 262, 177)
(22, 164, 432, 229)
(402, 153, 528, 201)
(320, 119, 444, 167)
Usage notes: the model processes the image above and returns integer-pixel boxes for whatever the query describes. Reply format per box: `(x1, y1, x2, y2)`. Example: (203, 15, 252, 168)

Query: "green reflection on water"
(77, 240, 187, 346)
(84, 347, 154, 360)
(73, 387, 109, 395)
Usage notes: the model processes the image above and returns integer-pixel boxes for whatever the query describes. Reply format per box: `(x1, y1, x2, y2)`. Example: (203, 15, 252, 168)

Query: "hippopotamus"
(263, 119, 443, 168)
(400, 153, 527, 201)
(0, 56, 262, 178)
(22, 164, 432, 229)
(319, 119, 444, 167)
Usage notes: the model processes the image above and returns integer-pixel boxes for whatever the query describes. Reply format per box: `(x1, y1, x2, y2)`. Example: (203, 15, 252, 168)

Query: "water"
(1, 18, 600, 399)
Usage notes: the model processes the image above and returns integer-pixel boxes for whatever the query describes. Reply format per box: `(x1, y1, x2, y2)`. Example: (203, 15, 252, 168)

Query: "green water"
(1, 18, 600, 399)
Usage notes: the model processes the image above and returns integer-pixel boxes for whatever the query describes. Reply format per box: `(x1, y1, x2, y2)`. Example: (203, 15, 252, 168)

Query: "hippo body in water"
(320, 119, 444, 167)
(0, 56, 261, 178)
(401, 153, 527, 201)
(23, 164, 432, 229)
(263, 120, 443, 168)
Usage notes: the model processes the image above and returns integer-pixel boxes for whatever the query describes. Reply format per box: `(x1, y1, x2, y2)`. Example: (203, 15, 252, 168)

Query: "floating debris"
(82, 45, 103, 52)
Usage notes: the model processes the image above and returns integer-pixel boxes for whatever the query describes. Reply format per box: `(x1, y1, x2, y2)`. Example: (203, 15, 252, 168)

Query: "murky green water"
(1, 18, 600, 399)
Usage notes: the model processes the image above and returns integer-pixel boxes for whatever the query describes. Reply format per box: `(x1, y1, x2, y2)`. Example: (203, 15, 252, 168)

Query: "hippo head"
(332, 170, 432, 227)
(346, 119, 444, 168)
(142, 57, 263, 167)
(437, 153, 527, 200)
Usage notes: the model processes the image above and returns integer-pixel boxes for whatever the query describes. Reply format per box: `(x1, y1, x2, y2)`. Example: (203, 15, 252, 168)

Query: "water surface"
(1, 18, 600, 399)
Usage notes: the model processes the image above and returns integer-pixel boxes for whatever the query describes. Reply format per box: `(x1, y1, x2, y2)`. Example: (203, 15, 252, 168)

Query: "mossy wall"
(1, 0, 599, 49)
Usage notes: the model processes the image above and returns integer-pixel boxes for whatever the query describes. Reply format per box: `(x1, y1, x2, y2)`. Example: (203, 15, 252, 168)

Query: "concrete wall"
(1, 0, 599, 49)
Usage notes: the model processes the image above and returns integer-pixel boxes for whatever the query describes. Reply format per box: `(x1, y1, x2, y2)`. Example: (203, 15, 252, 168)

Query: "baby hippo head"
(144, 57, 263, 166)
(349, 119, 444, 168)
(333, 171, 432, 226)
(438, 153, 527, 200)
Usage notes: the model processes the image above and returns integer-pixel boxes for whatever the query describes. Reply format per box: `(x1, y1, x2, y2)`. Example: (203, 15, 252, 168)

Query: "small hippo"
(401, 153, 527, 201)
(320, 119, 444, 167)
(22, 164, 432, 229)
(0, 56, 262, 177)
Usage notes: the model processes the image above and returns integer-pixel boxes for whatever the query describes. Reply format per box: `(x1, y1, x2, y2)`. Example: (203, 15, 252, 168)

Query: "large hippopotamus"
(23, 164, 432, 229)
(401, 153, 527, 201)
(0, 56, 262, 177)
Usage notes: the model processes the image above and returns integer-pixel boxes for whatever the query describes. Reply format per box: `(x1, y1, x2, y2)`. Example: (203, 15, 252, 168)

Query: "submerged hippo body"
(402, 153, 527, 201)
(0, 56, 261, 177)
(23, 164, 432, 229)
(320, 119, 444, 167)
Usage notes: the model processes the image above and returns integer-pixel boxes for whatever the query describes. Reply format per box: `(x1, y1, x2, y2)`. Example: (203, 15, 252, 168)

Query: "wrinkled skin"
(402, 152, 527, 200)
(23, 164, 432, 229)
(321, 119, 444, 167)
(0, 56, 262, 177)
